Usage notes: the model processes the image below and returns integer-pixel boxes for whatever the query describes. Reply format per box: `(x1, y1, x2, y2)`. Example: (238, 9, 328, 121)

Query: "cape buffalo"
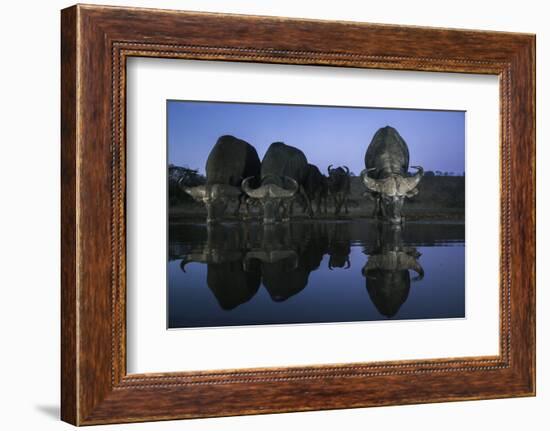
(360, 126, 423, 224)
(327, 165, 351, 215)
(180, 135, 261, 224)
(242, 142, 312, 224)
(303, 164, 329, 215)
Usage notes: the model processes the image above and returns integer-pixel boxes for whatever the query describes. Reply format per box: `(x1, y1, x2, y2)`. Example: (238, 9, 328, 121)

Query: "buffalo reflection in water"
(179, 225, 261, 310)
(362, 224, 424, 318)
(327, 223, 351, 270)
(246, 224, 324, 301)
(176, 222, 352, 308)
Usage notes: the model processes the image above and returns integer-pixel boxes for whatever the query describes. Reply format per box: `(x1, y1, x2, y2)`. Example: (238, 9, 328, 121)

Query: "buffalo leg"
(299, 186, 313, 218)
(372, 195, 380, 219)
(243, 196, 254, 220)
(315, 193, 322, 216)
(335, 194, 343, 216)
(289, 197, 296, 217)
(280, 199, 291, 222)
(234, 195, 244, 216)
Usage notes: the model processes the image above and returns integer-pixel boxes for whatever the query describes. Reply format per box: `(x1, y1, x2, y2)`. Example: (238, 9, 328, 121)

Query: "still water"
(168, 219, 465, 328)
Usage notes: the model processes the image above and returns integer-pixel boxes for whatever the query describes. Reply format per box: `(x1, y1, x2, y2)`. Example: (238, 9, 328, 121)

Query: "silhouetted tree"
(168, 164, 206, 205)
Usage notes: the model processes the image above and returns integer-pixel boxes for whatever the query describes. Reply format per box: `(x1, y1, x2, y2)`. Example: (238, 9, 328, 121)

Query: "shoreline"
(168, 211, 465, 225)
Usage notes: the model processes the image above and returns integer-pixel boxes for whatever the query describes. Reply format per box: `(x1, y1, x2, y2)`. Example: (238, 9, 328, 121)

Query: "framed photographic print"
(61, 4, 535, 425)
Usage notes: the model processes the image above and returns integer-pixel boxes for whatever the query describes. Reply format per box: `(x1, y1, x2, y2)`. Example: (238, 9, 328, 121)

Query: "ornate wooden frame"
(61, 4, 535, 425)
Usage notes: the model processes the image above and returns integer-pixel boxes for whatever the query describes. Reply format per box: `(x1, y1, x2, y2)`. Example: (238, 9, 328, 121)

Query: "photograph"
(167, 100, 466, 328)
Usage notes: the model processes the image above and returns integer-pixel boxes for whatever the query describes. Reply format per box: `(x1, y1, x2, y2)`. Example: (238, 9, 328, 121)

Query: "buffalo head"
(360, 166, 423, 224)
(179, 179, 241, 224)
(327, 164, 349, 176)
(242, 176, 299, 224)
(327, 165, 350, 186)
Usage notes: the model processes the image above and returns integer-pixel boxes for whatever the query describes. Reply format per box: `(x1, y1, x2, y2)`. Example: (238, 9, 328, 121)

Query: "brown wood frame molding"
(61, 4, 535, 426)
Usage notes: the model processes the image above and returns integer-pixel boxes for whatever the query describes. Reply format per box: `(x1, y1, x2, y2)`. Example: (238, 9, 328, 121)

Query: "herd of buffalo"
(179, 126, 424, 225)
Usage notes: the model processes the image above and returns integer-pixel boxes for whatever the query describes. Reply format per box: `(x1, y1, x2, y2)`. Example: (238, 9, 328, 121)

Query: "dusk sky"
(167, 100, 465, 176)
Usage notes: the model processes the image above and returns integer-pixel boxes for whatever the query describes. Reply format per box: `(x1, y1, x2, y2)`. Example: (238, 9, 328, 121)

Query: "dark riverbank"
(169, 211, 465, 224)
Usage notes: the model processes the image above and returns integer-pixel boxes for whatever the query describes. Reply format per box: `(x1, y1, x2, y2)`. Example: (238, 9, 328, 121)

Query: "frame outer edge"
(531, 34, 536, 396)
(526, 34, 536, 395)
(505, 35, 536, 395)
(522, 34, 536, 395)
(60, 4, 536, 424)
(61, 5, 79, 426)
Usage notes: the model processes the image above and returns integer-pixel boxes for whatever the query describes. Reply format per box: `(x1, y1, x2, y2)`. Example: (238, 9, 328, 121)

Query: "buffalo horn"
(360, 169, 382, 193)
(269, 177, 299, 198)
(180, 183, 207, 200)
(410, 260, 425, 281)
(401, 166, 424, 193)
(241, 176, 267, 199)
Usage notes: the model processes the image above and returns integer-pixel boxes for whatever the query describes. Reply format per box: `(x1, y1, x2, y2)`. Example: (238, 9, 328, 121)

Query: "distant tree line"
(423, 171, 465, 177)
(330, 170, 465, 178)
(168, 164, 206, 205)
(344, 170, 465, 178)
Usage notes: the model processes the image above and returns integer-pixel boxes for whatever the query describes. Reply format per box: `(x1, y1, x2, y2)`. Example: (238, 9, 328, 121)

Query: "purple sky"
(167, 100, 465, 176)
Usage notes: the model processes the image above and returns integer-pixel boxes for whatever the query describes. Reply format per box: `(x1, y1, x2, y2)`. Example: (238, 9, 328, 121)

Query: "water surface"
(168, 219, 465, 328)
